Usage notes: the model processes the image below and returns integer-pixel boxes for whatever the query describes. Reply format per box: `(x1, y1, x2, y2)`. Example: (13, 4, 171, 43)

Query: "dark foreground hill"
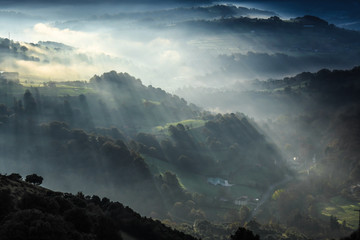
(0, 173, 358, 240)
(0, 173, 198, 240)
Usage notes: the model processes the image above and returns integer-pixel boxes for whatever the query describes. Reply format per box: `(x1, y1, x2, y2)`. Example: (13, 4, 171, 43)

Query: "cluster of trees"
(258, 66, 360, 106)
(183, 14, 360, 53)
(154, 171, 208, 221)
(140, 113, 288, 180)
(6, 173, 43, 185)
(0, 37, 40, 62)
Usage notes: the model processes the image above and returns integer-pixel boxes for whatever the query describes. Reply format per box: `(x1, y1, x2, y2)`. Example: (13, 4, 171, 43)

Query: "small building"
(207, 177, 233, 187)
(0, 71, 19, 83)
(234, 196, 248, 206)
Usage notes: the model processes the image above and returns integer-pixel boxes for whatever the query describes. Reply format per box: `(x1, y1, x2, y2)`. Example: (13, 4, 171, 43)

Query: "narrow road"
(246, 175, 292, 222)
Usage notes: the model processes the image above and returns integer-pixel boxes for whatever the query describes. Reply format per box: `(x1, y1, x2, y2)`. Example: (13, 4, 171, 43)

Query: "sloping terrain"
(0, 174, 198, 240)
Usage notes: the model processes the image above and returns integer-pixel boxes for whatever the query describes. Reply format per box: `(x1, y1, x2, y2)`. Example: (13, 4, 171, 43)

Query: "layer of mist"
(1, 3, 360, 91)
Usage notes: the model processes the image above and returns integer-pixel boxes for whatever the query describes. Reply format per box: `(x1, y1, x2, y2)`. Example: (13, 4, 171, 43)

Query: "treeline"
(258, 66, 360, 106)
(0, 38, 40, 62)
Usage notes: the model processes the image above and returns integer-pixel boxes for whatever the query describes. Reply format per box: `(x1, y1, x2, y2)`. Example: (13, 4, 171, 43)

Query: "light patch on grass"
(153, 119, 206, 132)
(142, 99, 161, 105)
(320, 196, 360, 229)
(18, 81, 94, 96)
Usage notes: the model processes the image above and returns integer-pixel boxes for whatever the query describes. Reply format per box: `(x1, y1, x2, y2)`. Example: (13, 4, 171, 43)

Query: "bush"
(0, 209, 70, 240)
(64, 208, 92, 233)
(7, 173, 22, 181)
(0, 190, 13, 220)
(231, 227, 260, 240)
(18, 193, 59, 214)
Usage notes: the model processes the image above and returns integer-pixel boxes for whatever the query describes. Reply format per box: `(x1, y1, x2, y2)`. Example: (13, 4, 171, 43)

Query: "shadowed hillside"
(0, 173, 199, 240)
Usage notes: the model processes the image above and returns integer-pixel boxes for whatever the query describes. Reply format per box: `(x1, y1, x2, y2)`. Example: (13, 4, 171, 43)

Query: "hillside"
(0, 173, 198, 240)
(0, 69, 290, 230)
(0, 70, 202, 216)
(1, 2, 360, 239)
(0, 70, 200, 134)
(174, 66, 360, 239)
(1, 66, 359, 240)
(176, 66, 360, 118)
(249, 67, 360, 239)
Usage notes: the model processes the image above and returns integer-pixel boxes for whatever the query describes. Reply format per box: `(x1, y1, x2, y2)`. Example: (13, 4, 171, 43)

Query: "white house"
(234, 196, 248, 206)
(207, 177, 233, 187)
(0, 71, 19, 83)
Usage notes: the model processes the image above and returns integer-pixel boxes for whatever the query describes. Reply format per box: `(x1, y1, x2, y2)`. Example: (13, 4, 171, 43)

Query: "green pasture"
(1, 81, 94, 97)
(152, 119, 206, 133)
(320, 195, 360, 229)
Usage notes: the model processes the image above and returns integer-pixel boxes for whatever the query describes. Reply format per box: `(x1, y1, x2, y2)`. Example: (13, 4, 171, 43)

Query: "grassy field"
(1, 81, 94, 98)
(320, 196, 360, 229)
(142, 99, 161, 105)
(0, 84, 25, 96)
(20, 81, 94, 96)
(37, 86, 94, 96)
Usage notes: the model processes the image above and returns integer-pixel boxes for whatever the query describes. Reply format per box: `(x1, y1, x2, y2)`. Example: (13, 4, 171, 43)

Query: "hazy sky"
(1, 0, 359, 91)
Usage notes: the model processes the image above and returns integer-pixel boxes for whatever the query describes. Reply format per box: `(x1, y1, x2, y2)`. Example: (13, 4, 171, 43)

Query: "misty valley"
(1, 2, 360, 240)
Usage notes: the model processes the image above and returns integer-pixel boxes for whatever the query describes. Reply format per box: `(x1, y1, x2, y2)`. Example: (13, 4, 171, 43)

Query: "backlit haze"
(1, 0, 360, 114)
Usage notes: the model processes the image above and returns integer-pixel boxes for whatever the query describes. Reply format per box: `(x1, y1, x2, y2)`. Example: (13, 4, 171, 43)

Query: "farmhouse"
(234, 196, 249, 206)
(0, 71, 19, 83)
(207, 177, 233, 187)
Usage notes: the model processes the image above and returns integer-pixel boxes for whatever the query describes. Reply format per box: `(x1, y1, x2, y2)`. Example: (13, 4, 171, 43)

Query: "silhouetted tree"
(23, 90, 37, 115)
(7, 173, 22, 181)
(25, 174, 43, 185)
(230, 227, 260, 240)
(330, 215, 340, 230)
